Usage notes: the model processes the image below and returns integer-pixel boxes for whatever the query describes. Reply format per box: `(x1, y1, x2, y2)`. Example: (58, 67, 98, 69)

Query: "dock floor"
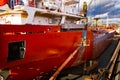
(56, 39, 119, 80)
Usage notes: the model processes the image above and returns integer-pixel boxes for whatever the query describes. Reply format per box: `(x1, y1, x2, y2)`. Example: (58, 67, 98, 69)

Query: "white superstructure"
(0, 0, 85, 29)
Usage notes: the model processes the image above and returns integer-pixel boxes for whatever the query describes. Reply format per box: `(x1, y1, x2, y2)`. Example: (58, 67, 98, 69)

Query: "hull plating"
(0, 25, 114, 80)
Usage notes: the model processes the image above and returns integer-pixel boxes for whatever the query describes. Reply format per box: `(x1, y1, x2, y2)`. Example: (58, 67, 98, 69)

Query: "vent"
(7, 41, 26, 62)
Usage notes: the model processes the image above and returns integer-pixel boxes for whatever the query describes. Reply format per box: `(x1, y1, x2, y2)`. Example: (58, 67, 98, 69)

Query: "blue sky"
(83, 0, 120, 24)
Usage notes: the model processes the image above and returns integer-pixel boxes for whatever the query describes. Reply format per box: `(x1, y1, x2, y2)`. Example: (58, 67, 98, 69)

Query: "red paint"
(10, 72, 18, 75)
(0, 25, 114, 80)
(0, 0, 7, 6)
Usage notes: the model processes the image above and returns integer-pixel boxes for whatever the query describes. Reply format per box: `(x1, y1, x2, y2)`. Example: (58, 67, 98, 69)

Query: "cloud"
(115, 4, 120, 9)
(108, 9, 120, 18)
(88, 0, 115, 15)
(84, 0, 120, 24)
(94, 13, 108, 18)
(102, 18, 120, 24)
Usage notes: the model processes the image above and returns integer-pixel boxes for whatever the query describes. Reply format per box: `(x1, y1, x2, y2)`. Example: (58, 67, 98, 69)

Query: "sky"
(81, 0, 120, 24)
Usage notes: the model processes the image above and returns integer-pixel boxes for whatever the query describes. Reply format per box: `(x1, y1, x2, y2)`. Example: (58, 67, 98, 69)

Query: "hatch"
(7, 41, 26, 62)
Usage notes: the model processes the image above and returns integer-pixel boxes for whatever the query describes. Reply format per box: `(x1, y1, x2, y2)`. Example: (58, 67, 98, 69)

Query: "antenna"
(106, 14, 109, 27)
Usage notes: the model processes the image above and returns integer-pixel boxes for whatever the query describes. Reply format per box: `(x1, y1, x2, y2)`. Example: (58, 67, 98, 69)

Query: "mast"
(106, 14, 109, 27)
(61, 0, 65, 12)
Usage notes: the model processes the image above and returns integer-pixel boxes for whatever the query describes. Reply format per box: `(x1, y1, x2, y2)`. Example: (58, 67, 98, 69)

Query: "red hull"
(0, 0, 7, 6)
(0, 25, 114, 80)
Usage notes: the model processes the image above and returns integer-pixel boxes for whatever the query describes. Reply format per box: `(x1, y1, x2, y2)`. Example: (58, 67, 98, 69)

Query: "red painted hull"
(0, 25, 114, 80)
(0, 0, 7, 6)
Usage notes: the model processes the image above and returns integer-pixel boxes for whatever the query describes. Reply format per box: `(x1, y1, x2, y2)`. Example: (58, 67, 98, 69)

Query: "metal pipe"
(98, 41, 120, 80)
(49, 46, 82, 80)
(107, 41, 120, 79)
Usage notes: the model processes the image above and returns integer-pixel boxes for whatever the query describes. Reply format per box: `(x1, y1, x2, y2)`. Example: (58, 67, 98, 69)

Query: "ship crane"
(80, 0, 93, 17)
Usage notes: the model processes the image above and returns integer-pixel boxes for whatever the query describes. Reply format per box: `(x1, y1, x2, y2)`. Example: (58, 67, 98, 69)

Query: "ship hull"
(0, 25, 114, 80)
(92, 32, 114, 59)
(0, 0, 7, 6)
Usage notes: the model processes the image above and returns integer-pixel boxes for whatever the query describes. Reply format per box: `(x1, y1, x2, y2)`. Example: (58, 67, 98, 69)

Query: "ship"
(0, 0, 115, 80)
